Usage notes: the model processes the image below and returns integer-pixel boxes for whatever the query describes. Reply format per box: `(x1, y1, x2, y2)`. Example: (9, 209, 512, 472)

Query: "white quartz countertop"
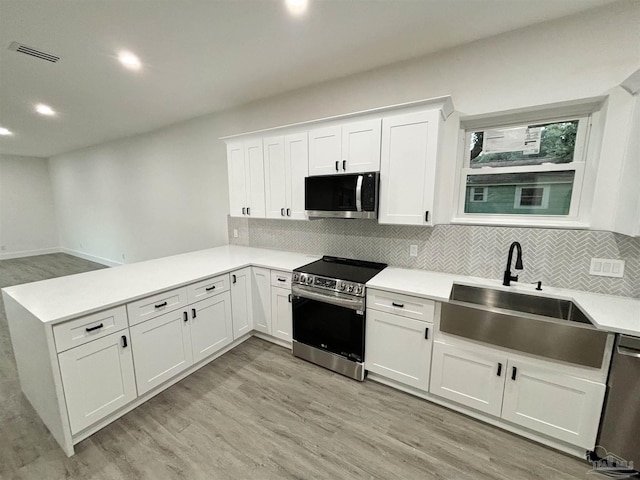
(367, 267, 640, 336)
(2, 246, 318, 324)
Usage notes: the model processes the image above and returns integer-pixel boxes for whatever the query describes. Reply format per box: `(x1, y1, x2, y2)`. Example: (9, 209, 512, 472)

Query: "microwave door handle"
(355, 175, 363, 212)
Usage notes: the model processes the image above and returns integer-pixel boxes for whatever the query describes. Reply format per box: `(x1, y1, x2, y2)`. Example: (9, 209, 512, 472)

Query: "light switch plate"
(233, 229, 239, 238)
(410, 245, 418, 257)
(589, 258, 625, 278)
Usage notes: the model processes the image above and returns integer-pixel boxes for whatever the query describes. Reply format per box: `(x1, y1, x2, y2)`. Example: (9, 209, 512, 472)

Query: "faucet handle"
(532, 281, 542, 291)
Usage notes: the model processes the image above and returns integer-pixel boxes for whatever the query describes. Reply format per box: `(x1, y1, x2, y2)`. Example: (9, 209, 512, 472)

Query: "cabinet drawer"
(53, 306, 128, 353)
(126, 287, 188, 326)
(367, 289, 435, 322)
(187, 274, 230, 303)
(271, 270, 292, 288)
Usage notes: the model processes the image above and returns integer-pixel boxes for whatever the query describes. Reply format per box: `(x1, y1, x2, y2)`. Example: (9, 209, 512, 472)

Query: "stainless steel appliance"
(305, 171, 379, 219)
(291, 256, 387, 380)
(595, 334, 640, 472)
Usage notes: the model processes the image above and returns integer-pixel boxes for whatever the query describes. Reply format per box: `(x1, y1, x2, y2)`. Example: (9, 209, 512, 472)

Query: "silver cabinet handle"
(617, 346, 640, 358)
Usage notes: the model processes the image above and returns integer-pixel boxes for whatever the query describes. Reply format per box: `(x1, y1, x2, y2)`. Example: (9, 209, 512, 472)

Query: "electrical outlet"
(410, 245, 418, 257)
(233, 229, 239, 238)
(0, 245, 5, 251)
(589, 258, 625, 278)
(122, 253, 126, 260)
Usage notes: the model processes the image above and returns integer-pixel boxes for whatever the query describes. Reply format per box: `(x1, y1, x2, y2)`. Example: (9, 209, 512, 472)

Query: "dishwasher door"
(597, 334, 640, 467)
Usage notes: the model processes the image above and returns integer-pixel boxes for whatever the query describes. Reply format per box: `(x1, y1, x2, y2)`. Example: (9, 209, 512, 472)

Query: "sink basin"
(441, 283, 609, 368)
(449, 283, 592, 325)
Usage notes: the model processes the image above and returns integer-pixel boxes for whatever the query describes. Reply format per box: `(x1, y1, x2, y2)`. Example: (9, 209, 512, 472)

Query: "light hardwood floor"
(0, 254, 594, 479)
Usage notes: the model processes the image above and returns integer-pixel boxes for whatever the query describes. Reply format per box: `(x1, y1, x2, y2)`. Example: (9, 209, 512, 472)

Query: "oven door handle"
(292, 284, 364, 311)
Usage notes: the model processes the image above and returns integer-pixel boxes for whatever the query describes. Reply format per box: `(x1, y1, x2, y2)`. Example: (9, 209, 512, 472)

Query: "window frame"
(453, 111, 593, 227)
(470, 186, 488, 203)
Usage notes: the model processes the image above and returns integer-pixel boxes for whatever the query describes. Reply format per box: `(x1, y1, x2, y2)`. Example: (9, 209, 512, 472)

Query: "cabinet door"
(342, 119, 381, 173)
(227, 142, 248, 217)
(308, 125, 342, 176)
(430, 342, 507, 417)
(231, 267, 253, 339)
(58, 330, 137, 434)
(252, 267, 272, 335)
(501, 359, 606, 449)
(245, 139, 266, 218)
(285, 132, 309, 219)
(263, 136, 288, 219)
(378, 110, 442, 225)
(130, 310, 193, 395)
(190, 291, 233, 364)
(365, 310, 432, 392)
(271, 286, 292, 343)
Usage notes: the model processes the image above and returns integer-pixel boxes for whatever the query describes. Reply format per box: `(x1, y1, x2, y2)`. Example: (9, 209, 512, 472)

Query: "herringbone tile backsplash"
(228, 216, 640, 298)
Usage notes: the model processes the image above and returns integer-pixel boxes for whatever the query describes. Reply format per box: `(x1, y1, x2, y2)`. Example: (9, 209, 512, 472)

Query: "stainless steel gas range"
(291, 256, 387, 381)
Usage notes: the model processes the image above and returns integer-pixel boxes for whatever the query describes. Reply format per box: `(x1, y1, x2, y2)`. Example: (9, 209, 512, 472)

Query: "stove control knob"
(355, 285, 362, 294)
(293, 273, 299, 282)
(347, 284, 354, 293)
(339, 283, 346, 291)
(306, 276, 313, 285)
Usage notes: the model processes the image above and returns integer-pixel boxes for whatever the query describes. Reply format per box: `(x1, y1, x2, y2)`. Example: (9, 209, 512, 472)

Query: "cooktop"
(294, 256, 387, 284)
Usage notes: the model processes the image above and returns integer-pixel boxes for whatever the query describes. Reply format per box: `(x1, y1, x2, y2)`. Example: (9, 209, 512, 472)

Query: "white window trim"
(452, 110, 594, 228)
(470, 186, 488, 203)
(514, 185, 550, 209)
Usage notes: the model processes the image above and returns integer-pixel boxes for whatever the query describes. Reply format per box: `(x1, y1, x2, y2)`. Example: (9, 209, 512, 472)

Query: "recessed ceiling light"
(118, 50, 141, 70)
(0, 127, 13, 136)
(285, 0, 308, 16)
(35, 103, 56, 116)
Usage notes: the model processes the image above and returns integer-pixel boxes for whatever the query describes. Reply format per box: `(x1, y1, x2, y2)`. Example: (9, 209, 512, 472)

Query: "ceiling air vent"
(8, 41, 60, 63)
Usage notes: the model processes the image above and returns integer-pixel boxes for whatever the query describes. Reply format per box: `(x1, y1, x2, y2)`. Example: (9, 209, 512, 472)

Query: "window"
(456, 111, 594, 226)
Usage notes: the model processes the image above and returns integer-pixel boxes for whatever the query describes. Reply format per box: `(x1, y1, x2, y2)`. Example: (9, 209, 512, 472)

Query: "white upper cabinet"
(263, 133, 309, 220)
(227, 139, 266, 218)
(378, 109, 443, 226)
(309, 119, 381, 176)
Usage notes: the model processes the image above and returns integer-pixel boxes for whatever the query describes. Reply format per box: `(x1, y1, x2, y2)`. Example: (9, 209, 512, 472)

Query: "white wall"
(0, 155, 59, 259)
(49, 0, 640, 264)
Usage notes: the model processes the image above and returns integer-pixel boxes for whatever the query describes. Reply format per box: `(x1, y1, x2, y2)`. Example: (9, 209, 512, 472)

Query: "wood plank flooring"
(0, 254, 594, 479)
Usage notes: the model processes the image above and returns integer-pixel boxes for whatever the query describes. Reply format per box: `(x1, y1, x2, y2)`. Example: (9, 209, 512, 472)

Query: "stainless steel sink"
(449, 283, 592, 324)
(440, 283, 610, 368)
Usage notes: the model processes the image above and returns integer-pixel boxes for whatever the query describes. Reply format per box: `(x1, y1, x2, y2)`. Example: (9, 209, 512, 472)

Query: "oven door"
(292, 285, 365, 362)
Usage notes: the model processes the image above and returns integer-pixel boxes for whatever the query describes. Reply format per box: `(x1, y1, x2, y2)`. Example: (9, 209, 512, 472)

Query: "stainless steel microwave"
(305, 172, 379, 219)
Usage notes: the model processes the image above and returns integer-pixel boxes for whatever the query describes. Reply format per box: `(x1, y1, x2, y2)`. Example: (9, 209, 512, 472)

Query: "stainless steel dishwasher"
(596, 334, 640, 470)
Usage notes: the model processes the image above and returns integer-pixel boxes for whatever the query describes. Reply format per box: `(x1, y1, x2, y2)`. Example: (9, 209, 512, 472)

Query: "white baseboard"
(59, 248, 122, 267)
(0, 247, 61, 260)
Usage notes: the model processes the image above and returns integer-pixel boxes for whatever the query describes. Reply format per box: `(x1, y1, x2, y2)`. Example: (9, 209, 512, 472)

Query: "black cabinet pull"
(335, 161, 339, 172)
(497, 363, 503, 377)
(183, 311, 188, 322)
(511, 366, 518, 381)
(342, 160, 346, 171)
(277, 277, 286, 282)
(154, 301, 167, 309)
(425, 211, 429, 222)
(281, 208, 285, 216)
(391, 302, 404, 308)
(85, 323, 103, 332)
(288, 293, 292, 303)
(286, 208, 291, 217)
(232, 274, 237, 284)
(242, 207, 246, 215)
(192, 308, 196, 319)
(205, 285, 216, 292)
(424, 327, 429, 340)
(247, 207, 250, 216)
(121, 335, 128, 348)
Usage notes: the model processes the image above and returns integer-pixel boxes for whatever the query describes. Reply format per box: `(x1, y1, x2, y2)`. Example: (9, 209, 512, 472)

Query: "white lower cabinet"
(252, 267, 272, 335)
(189, 292, 233, 364)
(501, 359, 606, 449)
(430, 340, 606, 449)
(231, 267, 254, 339)
(130, 309, 194, 395)
(365, 309, 433, 391)
(271, 286, 292, 342)
(58, 330, 137, 434)
(430, 342, 507, 417)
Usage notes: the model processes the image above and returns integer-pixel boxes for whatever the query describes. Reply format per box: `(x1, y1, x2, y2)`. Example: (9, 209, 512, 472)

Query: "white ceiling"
(0, 0, 615, 158)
